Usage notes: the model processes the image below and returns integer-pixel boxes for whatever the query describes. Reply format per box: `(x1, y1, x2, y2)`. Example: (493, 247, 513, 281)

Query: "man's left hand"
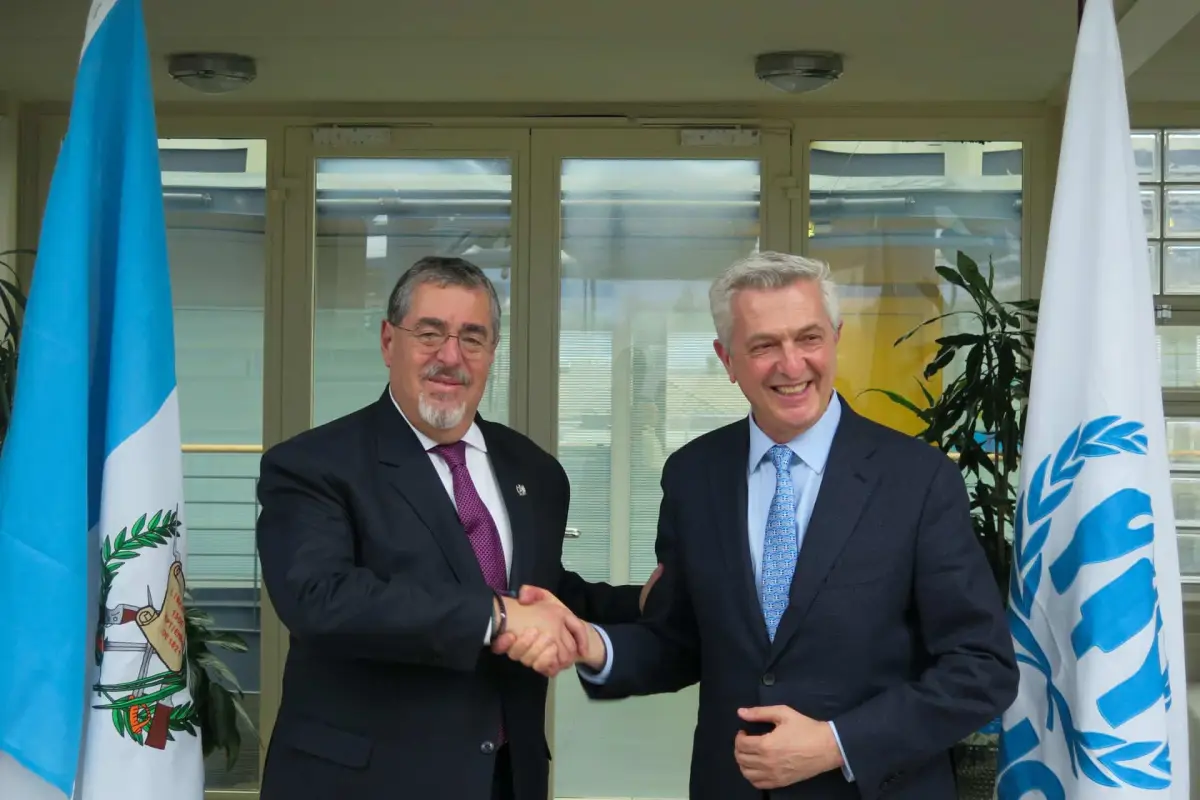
(639, 563, 664, 613)
(733, 706, 843, 790)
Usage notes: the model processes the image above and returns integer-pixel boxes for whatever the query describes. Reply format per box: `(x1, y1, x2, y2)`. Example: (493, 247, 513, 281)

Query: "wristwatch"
(492, 588, 518, 636)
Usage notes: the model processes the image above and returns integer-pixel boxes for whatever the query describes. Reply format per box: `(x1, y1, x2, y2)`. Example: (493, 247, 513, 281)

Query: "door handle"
(565, 527, 581, 539)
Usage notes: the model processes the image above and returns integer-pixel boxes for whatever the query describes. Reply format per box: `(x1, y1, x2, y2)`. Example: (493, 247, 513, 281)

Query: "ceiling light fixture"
(755, 51, 843, 94)
(167, 53, 257, 94)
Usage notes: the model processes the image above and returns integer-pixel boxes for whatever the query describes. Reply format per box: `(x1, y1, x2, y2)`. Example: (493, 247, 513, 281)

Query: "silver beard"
(418, 392, 466, 430)
(417, 362, 472, 430)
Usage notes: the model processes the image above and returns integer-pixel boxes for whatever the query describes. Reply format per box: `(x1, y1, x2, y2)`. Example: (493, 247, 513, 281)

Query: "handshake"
(489, 586, 605, 677)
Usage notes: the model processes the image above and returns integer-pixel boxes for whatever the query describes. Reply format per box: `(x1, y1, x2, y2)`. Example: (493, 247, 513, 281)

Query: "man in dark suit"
(502, 251, 1018, 799)
(255, 256, 657, 800)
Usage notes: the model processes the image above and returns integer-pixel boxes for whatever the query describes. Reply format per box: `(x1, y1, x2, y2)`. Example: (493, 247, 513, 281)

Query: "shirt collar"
(747, 391, 842, 476)
(388, 387, 488, 453)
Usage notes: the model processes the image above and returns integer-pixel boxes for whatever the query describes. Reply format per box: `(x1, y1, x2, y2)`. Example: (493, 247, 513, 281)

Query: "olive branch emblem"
(93, 507, 200, 746)
(1004, 416, 1172, 791)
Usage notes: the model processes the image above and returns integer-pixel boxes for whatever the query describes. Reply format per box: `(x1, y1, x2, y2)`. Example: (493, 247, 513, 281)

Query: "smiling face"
(381, 281, 496, 443)
(713, 279, 839, 443)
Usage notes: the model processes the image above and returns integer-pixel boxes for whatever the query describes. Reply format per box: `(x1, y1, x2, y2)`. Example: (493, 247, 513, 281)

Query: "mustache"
(422, 363, 471, 386)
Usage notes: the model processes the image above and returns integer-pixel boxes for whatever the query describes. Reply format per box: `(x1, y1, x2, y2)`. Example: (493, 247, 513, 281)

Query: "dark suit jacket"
(256, 391, 642, 800)
(582, 401, 1018, 800)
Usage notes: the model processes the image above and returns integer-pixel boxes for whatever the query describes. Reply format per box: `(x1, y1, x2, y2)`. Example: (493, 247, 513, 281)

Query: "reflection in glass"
(1158, 327, 1200, 389)
(311, 158, 513, 427)
(1132, 131, 1160, 181)
(1167, 419, 1200, 581)
(1165, 244, 1200, 293)
(1166, 131, 1200, 182)
(1150, 242, 1162, 294)
(1143, 189, 1160, 238)
(808, 141, 1023, 436)
(1165, 188, 1200, 238)
(553, 158, 760, 799)
(161, 137, 266, 789)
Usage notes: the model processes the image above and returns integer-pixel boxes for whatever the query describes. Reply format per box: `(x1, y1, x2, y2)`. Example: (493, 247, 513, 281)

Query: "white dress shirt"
(389, 390, 512, 643)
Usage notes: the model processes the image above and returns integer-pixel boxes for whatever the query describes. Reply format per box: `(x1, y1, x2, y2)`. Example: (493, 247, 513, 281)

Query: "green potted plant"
(861, 250, 1038, 798)
(0, 249, 29, 448)
(0, 249, 256, 770)
(184, 599, 258, 770)
(863, 250, 1037, 595)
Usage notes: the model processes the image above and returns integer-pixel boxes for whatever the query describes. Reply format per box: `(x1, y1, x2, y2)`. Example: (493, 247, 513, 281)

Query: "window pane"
(1167, 419, 1200, 582)
(1143, 188, 1161, 238)
(1164, 243, 1200, 294)
(311, 158, 512, 427)
(808, 141, 1022, 434)
(162, 137, 266, 790)
(1157, 326, 1200, 388)
(553, 158, 760, 798)
(1132, 130, 1161, 182)
(1165, 187, 1200, 238)
(1150, 242, 1162, 294)
(1166, 131, 1200, 182)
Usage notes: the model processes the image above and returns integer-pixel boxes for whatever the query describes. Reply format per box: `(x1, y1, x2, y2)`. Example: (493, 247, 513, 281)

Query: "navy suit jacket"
(581, 400, 1018, 800)
(256, 392, 643, 800)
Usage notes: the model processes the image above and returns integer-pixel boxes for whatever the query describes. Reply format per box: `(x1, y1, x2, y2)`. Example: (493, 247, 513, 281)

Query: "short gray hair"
(708, 251, 840, 346)
(386, 256, 502, 343)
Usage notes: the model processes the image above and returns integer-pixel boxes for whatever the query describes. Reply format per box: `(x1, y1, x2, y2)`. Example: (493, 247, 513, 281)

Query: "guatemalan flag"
(0, 1, 203, 798)
(997, 0, 1189, 798)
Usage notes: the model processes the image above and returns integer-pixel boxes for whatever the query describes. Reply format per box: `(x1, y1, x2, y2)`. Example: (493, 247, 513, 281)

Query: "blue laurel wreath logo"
(997, 415, 1173, 799)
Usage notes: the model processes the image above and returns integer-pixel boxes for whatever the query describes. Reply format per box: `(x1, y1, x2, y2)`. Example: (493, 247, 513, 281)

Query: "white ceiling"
(0, 0, 1195, 106)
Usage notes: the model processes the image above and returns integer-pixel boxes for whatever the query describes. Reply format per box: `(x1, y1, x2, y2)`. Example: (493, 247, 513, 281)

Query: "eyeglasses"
(396, 324, 491, 356)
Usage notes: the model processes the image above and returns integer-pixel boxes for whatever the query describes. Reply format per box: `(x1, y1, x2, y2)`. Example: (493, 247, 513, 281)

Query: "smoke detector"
(168, 53, 257, 94)
(755, 51, 843, 94)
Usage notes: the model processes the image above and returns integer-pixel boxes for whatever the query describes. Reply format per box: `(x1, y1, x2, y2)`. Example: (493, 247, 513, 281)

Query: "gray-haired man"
(256, 256, 658, 800)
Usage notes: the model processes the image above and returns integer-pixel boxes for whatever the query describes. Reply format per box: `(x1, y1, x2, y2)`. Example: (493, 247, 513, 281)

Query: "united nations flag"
(996, 0, 1190, 798)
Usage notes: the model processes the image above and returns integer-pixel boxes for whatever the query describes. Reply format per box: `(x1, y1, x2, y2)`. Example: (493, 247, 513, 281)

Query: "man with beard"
(255, 256, 658, 800)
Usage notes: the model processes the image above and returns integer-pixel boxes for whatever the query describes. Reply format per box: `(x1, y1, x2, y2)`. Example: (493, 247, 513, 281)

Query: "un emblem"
(997, 416, 1174, 798)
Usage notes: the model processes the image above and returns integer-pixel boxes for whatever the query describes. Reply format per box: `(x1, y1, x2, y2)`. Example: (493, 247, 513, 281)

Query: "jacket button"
(481, 741, 495, 754)
(762, 673, 775, 686)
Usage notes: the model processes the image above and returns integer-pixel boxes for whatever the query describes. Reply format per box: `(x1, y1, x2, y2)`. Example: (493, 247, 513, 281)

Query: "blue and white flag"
(0, 1, 203, 798)
(997, 0, 1189, 797)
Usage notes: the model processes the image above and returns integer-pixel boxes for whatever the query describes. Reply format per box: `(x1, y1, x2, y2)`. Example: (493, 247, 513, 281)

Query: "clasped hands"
(490, 586, 600, 676)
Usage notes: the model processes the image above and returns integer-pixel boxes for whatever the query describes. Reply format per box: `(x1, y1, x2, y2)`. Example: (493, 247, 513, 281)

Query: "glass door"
(279, 127, 532, 441)
(269, 128, 532, 779)
(526, 128, 792, 798)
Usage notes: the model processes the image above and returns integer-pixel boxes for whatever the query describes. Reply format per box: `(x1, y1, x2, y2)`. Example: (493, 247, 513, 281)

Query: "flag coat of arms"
(997, 0, 1189, 797)
(0, 0, 204, 798)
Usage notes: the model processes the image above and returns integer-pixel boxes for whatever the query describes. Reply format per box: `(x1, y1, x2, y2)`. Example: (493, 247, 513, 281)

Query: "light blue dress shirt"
(580, 393, 855, 783)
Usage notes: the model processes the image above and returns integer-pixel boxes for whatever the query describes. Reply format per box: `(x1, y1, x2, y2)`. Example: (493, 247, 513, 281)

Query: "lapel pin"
(516, 484, 527, 496)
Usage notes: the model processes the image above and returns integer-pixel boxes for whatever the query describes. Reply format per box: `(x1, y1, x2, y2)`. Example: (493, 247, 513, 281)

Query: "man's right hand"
(491, 586, 607, 676)
(491, 588, 587, 676)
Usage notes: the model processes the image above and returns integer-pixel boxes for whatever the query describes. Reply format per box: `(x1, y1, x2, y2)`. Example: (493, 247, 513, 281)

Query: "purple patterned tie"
(431, 441, 509, 745)
(431, 441, 509, 592)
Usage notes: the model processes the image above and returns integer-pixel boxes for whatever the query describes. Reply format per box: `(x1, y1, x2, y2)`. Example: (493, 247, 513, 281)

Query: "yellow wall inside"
(835, 292, 943, 435)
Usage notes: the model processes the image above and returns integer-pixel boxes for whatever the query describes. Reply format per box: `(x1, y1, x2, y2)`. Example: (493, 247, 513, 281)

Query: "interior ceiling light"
(167, 53, 256, 94)
(755, 51, 843, 94)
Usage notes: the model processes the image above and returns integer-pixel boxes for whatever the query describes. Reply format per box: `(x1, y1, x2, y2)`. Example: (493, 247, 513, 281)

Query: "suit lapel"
(374, 395, 482, 584)
(479, 421, 536, 590)
(709, 420, 771, 652)
(768, 405, 880, 661)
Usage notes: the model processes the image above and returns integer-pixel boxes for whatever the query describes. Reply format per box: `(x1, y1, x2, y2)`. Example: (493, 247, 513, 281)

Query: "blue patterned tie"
(761, 444, 798, 641)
